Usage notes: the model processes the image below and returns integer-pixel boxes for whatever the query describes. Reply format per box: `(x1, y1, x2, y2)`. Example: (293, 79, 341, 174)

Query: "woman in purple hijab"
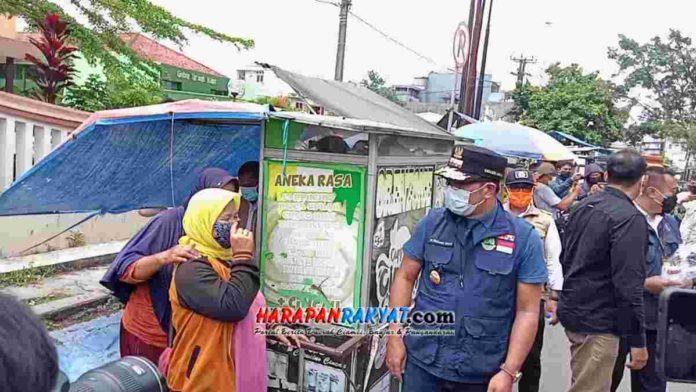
(100, 168, 238, 363)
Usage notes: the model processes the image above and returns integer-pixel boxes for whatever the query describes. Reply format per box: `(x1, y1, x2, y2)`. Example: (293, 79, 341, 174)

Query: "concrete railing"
(0, 91, 89, 190)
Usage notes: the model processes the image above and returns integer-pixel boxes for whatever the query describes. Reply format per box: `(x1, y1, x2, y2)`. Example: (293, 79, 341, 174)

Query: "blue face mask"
(213, 221, 233, 249)
(240, 186, 258, 203)
(445, 185, 486, 216)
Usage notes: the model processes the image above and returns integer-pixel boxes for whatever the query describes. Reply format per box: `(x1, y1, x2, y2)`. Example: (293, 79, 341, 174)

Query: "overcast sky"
(147, 0, 695, 90)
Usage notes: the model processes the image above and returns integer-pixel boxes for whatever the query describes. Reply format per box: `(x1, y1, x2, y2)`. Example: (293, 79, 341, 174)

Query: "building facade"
(0, 16, 231, 102)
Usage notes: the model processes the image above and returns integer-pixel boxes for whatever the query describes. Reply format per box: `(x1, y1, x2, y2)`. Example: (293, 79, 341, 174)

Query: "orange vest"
(167, 259, 236, 392)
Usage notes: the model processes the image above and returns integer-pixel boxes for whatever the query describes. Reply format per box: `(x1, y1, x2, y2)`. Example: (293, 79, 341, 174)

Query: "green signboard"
(260, 160, 366, 312)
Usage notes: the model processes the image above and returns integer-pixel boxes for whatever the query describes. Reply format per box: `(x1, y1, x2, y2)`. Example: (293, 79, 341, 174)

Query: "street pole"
(458, 0, 476, 117)
(464, 0, 486, 116)
(474, 0, 493, 120)
(334, 0, 352, 81)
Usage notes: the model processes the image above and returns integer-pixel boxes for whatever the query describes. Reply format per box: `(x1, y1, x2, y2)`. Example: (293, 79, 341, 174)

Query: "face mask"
(650, 187, 677, 215)
(558, 172, 570, 180)
(213, 221, 233, 249)
(445, 185, 486, 217)
(240, 186, 258, 202)
(587, 176, 600, 185)
(508, 189, 533, 210)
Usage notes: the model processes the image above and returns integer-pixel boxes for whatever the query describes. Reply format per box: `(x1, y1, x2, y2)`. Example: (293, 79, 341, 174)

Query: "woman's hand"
(273, 325, 310, 348)
(162, 244, 199, 265)
(231, 222, 255, 261)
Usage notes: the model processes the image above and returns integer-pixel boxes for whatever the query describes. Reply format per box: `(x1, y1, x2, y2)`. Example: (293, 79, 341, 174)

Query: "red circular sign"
(453, 22, 471, 71)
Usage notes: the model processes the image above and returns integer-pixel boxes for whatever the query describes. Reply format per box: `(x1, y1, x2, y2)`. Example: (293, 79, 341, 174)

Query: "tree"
(1, 0, 253, 80)
(511, 63, 627, 146)
(361, 70, 400, 104)
(509, 82, 539, 121)
(24, 13, 78, 103)
(64, 68, 164, 111)
(609, 30, 696, 174)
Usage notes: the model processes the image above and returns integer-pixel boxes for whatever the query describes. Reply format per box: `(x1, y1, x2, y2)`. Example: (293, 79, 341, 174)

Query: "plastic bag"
(662, 243, 696, 281)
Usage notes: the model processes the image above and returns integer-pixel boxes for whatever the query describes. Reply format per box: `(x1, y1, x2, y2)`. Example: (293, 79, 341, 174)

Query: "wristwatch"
(500, 364, 522, 383)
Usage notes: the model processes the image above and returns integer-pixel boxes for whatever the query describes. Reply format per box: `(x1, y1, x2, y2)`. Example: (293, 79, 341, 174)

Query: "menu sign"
(261, 160, 366, 311)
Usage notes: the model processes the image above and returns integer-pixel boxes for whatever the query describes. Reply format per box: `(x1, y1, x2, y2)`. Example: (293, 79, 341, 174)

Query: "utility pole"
(334, 0, 352, 81)
(474, 0, 494, 120)
(510, 54, 536, 87)
(464, 0, 486, 117)
(457, 0, 476, 116)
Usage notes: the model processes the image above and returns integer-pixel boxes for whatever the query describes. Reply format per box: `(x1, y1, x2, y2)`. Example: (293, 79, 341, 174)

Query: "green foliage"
(245, 96, 294, 111)
(64, 68, 164, 111)
(1, 0, 254, 81)
(361, 70, 400, 104)
(609, 30, 696, 156)
(511, 63, 627, 146)
(510, 82, 539, 120)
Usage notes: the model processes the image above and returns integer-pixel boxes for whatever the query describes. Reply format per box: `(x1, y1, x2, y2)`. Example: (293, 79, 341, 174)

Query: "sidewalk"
(0, 242, 124, 322)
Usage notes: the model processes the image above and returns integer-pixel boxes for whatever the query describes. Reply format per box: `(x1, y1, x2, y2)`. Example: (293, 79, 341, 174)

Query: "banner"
(370, 166, 434, 309)
(261, 160, 366, 311)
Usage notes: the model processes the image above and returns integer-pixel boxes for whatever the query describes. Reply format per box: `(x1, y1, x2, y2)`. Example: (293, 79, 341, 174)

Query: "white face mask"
(445, 185, 486, 217)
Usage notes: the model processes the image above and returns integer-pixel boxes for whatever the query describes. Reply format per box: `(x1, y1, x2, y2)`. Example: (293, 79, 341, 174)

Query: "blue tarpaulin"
(51, 312, 122, 382)
(0, 109, 264, 216)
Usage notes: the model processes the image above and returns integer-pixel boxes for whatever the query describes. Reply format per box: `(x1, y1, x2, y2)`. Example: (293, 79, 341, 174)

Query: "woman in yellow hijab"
(166, 188, 262, 392)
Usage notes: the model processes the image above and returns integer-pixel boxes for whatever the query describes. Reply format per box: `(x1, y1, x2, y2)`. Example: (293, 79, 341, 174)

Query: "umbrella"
(453, 121, 577, 161)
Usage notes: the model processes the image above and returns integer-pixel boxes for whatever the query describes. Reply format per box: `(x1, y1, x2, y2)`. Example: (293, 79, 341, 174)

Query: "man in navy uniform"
(386, 145, 548, 392)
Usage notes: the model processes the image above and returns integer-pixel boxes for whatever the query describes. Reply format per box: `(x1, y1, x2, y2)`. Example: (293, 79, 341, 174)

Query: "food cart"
(0, 100, 455, 392)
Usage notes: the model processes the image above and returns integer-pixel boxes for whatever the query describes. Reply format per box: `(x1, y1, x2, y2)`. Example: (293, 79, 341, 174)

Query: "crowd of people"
(5, 146, 696, 392)
(386, 145, 696, 392)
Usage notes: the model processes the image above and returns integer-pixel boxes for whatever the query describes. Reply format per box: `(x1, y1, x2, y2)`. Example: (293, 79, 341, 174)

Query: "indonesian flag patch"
(496, 235, 515, 254)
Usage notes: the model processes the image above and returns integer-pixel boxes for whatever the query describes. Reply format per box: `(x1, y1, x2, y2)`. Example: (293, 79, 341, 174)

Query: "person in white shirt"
(533, 162, 579, 217)
(504, 169, 563, 392)
(678, 180, 696, 244)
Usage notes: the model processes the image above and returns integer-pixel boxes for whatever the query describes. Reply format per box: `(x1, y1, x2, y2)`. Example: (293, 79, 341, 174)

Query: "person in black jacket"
(558, 149, 649, 392)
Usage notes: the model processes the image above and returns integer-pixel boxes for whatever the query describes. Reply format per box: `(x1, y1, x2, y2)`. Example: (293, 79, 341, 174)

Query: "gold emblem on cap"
(453, 145, 465, 159)
(429, 269, 441, 285)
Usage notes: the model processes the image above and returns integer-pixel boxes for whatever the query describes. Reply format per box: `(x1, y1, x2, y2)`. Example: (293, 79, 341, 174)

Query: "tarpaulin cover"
(0, 100, 266, 216)
(51, 312, 122, 382)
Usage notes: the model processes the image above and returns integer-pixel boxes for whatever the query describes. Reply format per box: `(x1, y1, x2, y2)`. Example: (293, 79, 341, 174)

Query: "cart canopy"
(0, 100, 265, 216)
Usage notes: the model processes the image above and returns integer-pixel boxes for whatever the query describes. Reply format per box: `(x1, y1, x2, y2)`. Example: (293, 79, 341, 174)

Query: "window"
(163, 80, 182, 91)
(256, 72, 264, 83)
(264, 119, 368, 155)
(237, 70, 246, 80)
(295, 102, 305, 111)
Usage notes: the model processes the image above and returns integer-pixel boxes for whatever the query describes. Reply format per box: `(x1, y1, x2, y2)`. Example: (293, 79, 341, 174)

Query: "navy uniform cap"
(505, 169, 535, 186)
(435, 144, 507, 182)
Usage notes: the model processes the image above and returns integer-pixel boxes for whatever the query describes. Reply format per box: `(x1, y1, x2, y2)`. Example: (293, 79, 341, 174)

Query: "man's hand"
(545, 299, 559, 326)
(231, 222, 255, 261)
(386, 336, 407, 380)
(487, 371, 514, 392)
(163, 244, 199, 264)
(644, 276, 682, 295)
(572, 173, 583, 182)
(589, 184, 602, 195)
(627, 347, 648, 370)
(273, 326, 310, 348)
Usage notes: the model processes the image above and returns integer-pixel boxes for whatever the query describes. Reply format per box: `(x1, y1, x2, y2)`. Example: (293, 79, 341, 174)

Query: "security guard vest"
(404, 204, 539, 383)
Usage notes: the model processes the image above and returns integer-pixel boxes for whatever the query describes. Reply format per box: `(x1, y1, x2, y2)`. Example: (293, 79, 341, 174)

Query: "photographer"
(0, 293, 59, 392)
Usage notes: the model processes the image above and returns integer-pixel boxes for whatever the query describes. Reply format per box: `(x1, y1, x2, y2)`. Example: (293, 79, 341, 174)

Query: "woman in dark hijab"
(100, 168, 238, 363)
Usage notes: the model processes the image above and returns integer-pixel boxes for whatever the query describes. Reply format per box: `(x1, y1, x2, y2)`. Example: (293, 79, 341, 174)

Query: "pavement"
(540, 323, 696, 392)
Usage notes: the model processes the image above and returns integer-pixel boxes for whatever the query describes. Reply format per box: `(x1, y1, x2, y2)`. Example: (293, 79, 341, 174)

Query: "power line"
(348, 10, 454, 72)
(310, 0, 452, 72)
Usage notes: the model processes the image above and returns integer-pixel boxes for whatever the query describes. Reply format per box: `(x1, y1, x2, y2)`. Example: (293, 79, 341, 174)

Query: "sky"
(90, 0, 696, 91)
